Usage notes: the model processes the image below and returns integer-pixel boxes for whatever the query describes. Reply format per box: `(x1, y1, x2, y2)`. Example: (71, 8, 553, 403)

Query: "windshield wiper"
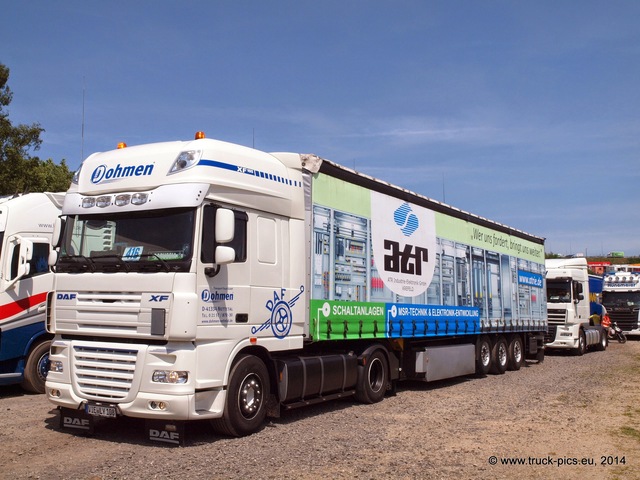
(59, 255, 97, 273)
(137, 253, 172, 272)
(92, 254, 132, 272)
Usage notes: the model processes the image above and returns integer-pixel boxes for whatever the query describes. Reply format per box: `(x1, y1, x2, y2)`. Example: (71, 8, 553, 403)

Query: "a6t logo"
(383, 240, 429, 275)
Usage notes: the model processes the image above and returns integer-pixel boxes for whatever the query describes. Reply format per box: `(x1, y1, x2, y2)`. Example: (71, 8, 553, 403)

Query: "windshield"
(602, 291, 640, 309)
(56, 208, 195, 273)
(547, 280, 571, 303)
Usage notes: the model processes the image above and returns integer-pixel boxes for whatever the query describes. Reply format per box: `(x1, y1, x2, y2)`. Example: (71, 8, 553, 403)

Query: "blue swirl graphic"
(393, 203, 419, 236)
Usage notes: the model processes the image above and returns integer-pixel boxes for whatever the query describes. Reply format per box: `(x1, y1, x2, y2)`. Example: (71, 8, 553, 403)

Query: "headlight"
(49, 360, 64, 373)
(152, 370, 188, 384)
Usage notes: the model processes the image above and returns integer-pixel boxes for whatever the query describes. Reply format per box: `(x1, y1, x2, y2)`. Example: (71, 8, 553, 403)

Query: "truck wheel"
(490, 336, 508, 374)
(507, 335, 523, 371)
(211, 354, 269, 437)
(355, 349, 388, 404)
(475, 336, 492, 376)
(574, 330, 586, 356)
(21, 340, 51, 394)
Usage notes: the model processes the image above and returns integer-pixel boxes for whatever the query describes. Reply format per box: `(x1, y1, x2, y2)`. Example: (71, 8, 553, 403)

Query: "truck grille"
(609, 310, 639, 332)
(56, 292, 158, 337)
(72, 345, 139, 401)
(547, 308, 567, 326)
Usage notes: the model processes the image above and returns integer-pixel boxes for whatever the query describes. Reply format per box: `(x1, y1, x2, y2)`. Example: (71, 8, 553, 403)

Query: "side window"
(201, 205, 248, 263)
(10, 241, 50, 280)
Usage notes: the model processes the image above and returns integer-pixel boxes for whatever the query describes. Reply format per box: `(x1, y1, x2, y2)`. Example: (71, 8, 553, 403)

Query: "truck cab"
(545, 258, 606, 355)
(0, 192, 64, 392)
(602, 270, 640, 336)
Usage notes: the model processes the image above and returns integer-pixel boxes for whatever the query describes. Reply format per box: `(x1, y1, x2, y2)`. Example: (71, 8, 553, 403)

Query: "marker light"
(96, 196, 111, 208)
(195, 131, 206, 139)
(168, 150, 202, 174)
(117, 142, 127, 149)
(115, 194, 131, 206)
(131, 192, 148, 205)
(82, 197, 96, 208)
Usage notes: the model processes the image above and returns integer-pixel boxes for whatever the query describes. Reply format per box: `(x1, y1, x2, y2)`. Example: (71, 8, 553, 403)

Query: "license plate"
(86, 403, 117, 418)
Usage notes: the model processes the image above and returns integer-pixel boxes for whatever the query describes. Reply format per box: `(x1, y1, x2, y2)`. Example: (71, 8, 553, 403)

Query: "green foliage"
(0, 63, 73, 195)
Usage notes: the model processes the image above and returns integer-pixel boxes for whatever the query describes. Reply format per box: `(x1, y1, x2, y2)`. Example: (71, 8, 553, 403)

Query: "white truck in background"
(0, 192, 64, 393)
(45, 133, 547, 443)
(602, 269, 640, 336)
(545, 258, 607, 354)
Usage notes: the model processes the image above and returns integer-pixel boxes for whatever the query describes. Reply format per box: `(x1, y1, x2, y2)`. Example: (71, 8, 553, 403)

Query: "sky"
(1, 1, 639, 257)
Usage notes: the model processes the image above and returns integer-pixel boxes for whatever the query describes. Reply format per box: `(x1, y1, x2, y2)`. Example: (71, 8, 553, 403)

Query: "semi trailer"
(45, 134, 547, 443)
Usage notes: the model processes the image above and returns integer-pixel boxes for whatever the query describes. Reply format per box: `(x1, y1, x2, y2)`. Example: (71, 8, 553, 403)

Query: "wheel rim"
(498, 343, 507, 367)
(481, 343, 491, 367)
(513, 341, 522, 363)
(237, 373, 263, 420)
(368, 357, 385, 393)
(37, 352, 50, 383)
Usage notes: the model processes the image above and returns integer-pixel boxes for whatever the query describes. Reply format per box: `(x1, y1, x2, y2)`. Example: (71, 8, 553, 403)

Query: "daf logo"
(63, 417, 90, 427)
(149, 429, 180, 443)
(57, 293, 77, 300)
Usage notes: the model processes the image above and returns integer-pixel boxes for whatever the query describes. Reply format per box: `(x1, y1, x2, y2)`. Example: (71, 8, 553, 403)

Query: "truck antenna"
(81, 77, 86, 161)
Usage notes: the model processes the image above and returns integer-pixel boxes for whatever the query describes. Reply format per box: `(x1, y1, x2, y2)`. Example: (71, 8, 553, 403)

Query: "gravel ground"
(2, 340, 640, 480)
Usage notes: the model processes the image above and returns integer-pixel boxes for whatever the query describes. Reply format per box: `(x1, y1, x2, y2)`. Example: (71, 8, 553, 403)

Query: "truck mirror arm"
(204, 265, 220, 278)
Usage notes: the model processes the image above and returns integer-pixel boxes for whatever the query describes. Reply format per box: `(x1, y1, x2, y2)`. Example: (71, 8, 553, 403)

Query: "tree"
(0, 63, 73, 195)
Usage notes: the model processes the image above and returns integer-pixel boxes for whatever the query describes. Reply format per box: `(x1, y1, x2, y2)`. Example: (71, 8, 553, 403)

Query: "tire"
(574, 330, 586, 356)
(21, 340, 51, 394)
(596, 329, 608, 351)
(490, 336, 508, 375)
(507, 335, 524, 371)
(355, 349, 388, 404)
(618, 332, 627, 344)
(211, 354, 269, 437)
(475, 336, 492, 376)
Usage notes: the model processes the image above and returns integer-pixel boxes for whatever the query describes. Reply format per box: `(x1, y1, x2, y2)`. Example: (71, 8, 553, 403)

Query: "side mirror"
(52, 216, 65, 249)
(2, 236, 33, 291)
(215, 246, 235, 265)
(48, 249, 59, 267)
(213, 208, 236, 266)
(215, 208, 235, 244)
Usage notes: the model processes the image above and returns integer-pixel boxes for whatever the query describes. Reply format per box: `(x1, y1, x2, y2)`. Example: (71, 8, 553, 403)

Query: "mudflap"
(145, 419, 185, 447)
(526, 332, 546, 360)
(58, 407, 95, 435)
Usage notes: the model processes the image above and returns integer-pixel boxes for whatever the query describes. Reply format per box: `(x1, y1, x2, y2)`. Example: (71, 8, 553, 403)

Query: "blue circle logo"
(91, 165, 107, 184)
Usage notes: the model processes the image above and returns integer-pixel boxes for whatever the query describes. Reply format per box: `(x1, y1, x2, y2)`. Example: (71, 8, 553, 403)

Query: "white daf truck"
(545, 258, 607, 354)
(602, 269, 640, 336)
(0, 192, 63, 393)
(45, 133, 547, 443)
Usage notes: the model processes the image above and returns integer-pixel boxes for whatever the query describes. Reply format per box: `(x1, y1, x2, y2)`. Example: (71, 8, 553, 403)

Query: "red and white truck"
(0, 192, 63, 393)
(45, 134, 547, 443)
